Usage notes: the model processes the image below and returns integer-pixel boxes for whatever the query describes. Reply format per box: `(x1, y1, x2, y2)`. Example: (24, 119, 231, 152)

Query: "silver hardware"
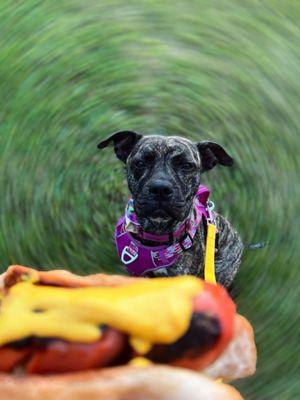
(206, 200, 216, 224)
(121, 246, 138, 265)
(207, 200, 215, 212)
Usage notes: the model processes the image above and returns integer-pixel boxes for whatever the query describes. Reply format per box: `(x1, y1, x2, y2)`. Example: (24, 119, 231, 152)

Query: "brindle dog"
(98, 131, 243, 289)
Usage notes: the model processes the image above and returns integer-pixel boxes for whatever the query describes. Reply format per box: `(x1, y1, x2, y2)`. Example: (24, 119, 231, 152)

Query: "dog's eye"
(181, 163, 195, 171)
(134, 160, 146, 169)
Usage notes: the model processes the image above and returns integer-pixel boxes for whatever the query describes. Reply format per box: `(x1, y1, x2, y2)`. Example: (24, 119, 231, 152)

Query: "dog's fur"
(98, 131, 243, 288)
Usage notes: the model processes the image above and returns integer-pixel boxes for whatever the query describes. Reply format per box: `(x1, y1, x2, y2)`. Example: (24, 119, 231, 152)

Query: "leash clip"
(121, 245, 138, 265)
(206, 200, 215, 224)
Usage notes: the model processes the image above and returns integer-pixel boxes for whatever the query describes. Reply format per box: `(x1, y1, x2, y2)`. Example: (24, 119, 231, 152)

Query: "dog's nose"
(149, 180, 173, 199)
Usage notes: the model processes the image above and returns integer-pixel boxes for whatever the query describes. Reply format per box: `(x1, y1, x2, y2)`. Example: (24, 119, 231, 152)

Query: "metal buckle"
(179, 233, 193, 251)
(121, 246, 138, 265)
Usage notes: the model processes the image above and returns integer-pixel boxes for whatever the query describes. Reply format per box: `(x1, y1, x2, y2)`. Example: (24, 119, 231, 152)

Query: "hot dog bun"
(1, 265, 141, 289)
(204, 314, 257, 381)
(0, 366, 243, 400)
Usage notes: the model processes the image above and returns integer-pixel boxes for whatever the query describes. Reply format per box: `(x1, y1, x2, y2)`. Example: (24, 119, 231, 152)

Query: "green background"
(0, 1, 299, 398)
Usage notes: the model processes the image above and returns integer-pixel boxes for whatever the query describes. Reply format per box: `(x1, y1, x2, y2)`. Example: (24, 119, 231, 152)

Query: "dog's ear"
(97, 130, 143, 163)
(197, 141, 234, 172)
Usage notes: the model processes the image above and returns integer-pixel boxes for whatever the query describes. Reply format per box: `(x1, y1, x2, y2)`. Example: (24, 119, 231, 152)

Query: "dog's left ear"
(197, 141, 234, 172)
(97, 130, 143, 163)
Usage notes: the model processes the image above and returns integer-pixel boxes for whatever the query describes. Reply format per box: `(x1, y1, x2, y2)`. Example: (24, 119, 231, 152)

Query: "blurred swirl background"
(0, 1, 299, 398)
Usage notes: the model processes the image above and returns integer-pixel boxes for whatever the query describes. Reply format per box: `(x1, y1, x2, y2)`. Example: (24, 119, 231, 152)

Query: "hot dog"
(0, 265, 256, 400)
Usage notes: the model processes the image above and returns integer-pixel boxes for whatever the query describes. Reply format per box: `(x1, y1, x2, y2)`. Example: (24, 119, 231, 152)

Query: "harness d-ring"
(121, 246, 138, 265)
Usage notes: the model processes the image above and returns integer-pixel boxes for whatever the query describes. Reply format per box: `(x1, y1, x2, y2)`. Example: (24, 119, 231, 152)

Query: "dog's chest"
(145, 224, 206, 278)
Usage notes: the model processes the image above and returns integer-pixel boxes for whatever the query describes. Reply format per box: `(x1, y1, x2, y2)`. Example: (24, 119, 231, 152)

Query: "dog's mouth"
(150, 209, 171, 220)
(151, 208, 170, 218)
(132, 199, 193, 234)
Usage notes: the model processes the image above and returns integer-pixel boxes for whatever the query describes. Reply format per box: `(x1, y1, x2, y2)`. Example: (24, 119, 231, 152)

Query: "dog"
(98, 130, 243, 289)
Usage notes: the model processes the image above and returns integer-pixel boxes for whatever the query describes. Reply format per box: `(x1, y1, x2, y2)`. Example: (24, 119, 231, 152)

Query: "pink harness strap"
(115, 185, 211, 276)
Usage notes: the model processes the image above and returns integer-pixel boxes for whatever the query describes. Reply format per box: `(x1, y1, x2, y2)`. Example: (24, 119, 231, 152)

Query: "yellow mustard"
(0, 276, 202, 347)
(129, 357, 152, 367)
(129, 336, 152, 354)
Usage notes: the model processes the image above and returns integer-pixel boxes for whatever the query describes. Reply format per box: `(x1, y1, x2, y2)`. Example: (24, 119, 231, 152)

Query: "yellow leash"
(204, 223, 217, 284)
(204, 201, 217, 284)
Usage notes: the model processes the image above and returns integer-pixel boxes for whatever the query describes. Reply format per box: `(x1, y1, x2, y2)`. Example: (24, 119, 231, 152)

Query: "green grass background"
(0, 1, 299, 398)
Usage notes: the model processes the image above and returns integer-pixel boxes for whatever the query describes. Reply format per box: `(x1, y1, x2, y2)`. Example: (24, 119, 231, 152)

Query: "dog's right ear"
(97, 130, 143, 163)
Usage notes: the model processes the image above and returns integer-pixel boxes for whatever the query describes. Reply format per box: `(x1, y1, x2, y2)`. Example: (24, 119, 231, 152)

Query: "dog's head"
(98, 131, 233, 234)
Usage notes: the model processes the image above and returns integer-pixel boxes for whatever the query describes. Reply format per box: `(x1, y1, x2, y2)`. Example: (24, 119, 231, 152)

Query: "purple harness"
(115, 185, 214, 276)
